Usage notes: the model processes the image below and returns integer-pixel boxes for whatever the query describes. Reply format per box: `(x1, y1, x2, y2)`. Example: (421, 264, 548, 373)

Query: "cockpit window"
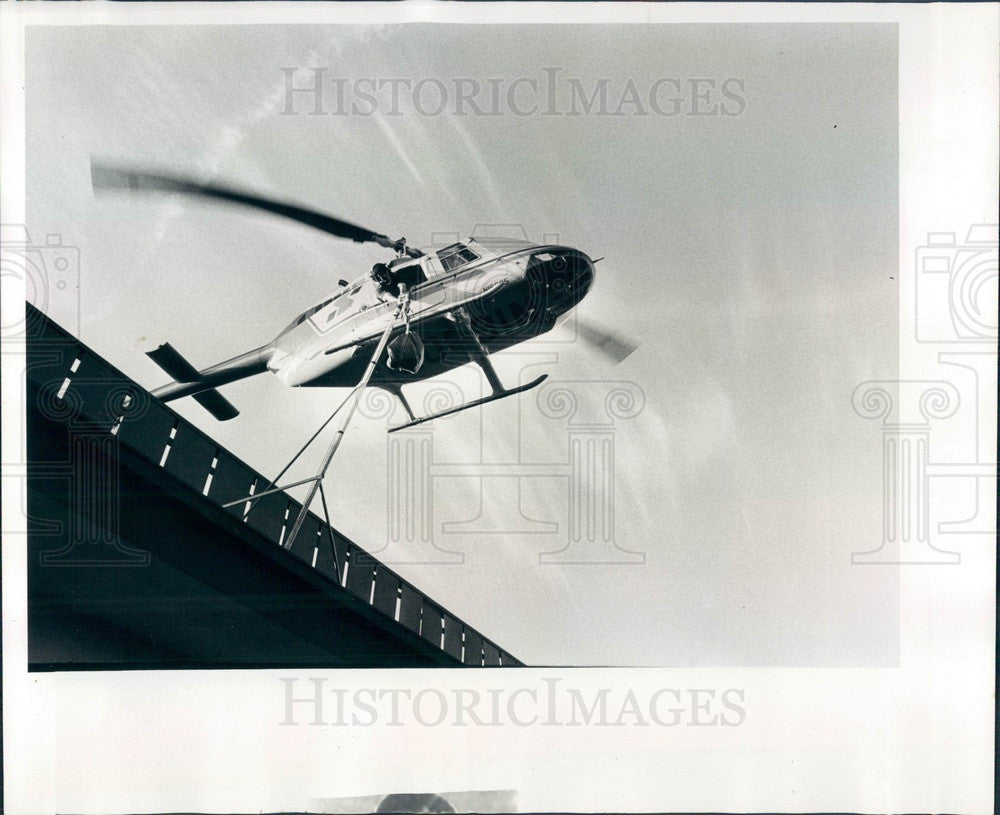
(281, 284, 362, 333)
(285, 297, 332, 332)
(437, 243, 480, 273)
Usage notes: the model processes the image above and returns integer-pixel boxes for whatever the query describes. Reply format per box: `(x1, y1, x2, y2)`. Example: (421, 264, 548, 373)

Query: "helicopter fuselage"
(267, 238, 595, 390)
(149, 238, 595, 409)
(97, 162, 602, 423)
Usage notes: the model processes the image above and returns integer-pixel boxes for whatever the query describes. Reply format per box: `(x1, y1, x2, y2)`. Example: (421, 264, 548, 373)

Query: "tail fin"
(147, 343, 240, 421)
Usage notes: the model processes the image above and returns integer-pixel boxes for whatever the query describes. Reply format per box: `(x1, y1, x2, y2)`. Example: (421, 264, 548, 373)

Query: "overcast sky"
(26, 23, 898, 667)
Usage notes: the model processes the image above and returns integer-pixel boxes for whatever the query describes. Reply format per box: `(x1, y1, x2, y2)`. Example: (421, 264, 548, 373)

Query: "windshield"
(436, 243, 480, 273)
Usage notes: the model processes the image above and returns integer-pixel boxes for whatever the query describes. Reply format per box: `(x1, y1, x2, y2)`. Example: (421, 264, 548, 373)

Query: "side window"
(438, 244, 480, 273)
(286, 296, 335, 331)
(282, 283, 367, 334)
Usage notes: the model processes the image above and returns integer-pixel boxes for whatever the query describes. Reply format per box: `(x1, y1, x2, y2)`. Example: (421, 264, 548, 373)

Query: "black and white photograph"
(1, 3, 996, 814)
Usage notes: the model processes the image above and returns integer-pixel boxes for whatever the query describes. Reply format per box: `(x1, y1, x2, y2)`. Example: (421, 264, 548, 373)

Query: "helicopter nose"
(469, 247, 595, 342)
(525, 247, 595, 308)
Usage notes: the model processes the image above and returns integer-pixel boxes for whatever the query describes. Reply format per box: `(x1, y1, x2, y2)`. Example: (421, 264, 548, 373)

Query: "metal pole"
(219, 387, 358, 511)
(222, 476, 323, 508)
(318, 482, 341, 583)
(239, 387, 357, 514)
(283, 296, 406, 550)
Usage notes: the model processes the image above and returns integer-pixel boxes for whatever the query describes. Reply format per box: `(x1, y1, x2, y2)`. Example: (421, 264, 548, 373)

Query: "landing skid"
(388, 374, 548, 433)
(387, 307, 550, 432)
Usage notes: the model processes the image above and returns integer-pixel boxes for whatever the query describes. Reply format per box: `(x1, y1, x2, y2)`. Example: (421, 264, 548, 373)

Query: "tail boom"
(147, 343, 271, 420)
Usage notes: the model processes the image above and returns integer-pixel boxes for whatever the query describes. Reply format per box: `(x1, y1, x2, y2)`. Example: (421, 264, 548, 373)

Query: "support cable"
(282, 292, 408, 551)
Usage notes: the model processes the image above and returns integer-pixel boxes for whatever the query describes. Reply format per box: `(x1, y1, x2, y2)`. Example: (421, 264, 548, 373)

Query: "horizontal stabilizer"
(147, 343, 201, 383)
(147, 342, 240, 421)
(192, 389, 240, 421)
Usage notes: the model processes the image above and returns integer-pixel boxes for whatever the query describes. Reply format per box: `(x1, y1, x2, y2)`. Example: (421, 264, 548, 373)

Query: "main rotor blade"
(90, 161, 420, 256)
(575, 318, 639, 365)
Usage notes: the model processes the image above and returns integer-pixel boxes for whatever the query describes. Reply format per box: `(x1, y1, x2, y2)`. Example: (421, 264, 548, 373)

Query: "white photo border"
(2, 3, 996, 813)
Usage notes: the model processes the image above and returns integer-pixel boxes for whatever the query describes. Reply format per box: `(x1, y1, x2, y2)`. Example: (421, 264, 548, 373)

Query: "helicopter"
(91, 162, 630, 433)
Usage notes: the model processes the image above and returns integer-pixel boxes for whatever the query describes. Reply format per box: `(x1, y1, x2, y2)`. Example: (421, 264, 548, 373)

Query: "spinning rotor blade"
(90, 161, 421, 256)
(575, 318, 639, 365)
